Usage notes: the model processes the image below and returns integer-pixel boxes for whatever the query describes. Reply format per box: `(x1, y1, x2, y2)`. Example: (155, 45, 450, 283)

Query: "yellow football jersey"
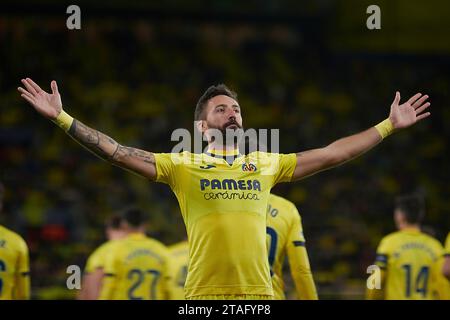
(436, 232, 450, 300)
(0, 225, 30, 300)
(373, 228, 444, 300)
(433, 257, 450, 300)
(99, 233, 172, 300)
(266, 194, 317, 300)
(168, 241, 189, 300)
(154, 150, 296, 298)
(84, 240, 118, 273)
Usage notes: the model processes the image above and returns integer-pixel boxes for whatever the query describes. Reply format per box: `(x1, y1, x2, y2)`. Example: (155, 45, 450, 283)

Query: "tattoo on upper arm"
(111, 145, 156, 164)
(131, 148, 156, 164)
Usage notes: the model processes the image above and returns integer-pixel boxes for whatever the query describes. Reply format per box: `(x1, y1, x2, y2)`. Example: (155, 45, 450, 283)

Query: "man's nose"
(227, 108, 237, 118)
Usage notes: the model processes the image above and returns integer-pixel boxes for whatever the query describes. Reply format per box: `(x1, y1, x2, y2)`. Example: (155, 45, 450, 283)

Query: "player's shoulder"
(378, 231, 404, 250)
(154, 151, 195, 164)
(0, 224, 23, 240)
(248, 151, 296, 161)
(247, 151, 283, 161)
(269, 194, 300, 217)
(269, 193, 295, 208)
(380, 230, 404, 242)
(169, 241, 189, 255)
(375, 232, 400, 254)
(380, 230, 443, 250)
(419, 232, 444, 251)
(93, 240, 119, 255)
(146, 237, 173, 262)
(144, 236, 170, 254)
(0, 224, 28, 251)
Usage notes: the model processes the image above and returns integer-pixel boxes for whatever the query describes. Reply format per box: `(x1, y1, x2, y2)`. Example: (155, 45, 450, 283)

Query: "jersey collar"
(401, 227, 421, 234)
(206, 147, 240, 157)
(205, 147, 243, 166)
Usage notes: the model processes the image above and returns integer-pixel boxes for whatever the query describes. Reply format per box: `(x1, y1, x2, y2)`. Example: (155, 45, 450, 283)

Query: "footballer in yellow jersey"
(78, 215, 126, 300)
(99, 209, 172, 300)
(155, 150, 296, 299)
(0, 225, 30, 300)
(19, 78, 432, 299)
(266, 194, 318, 300)
(169, 240, 189, 300)
(367, 194, 444, 300)
(443, 232, 450, 280)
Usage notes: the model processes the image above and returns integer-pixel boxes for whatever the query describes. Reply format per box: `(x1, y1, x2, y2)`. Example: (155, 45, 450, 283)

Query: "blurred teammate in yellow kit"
(78, 215, 126, 300)
(266, 193, 317, 300)
(367, 194, 448, 300)
(169, 240, 189, 300)
(99, 208, 172, 300)
(0, 183, 30, 300)
(0, 225, 30, 300)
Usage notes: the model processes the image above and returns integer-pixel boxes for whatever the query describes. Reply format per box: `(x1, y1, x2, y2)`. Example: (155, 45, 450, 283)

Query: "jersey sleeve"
(272, 153, 297, 186)
(374, 237, 391, 270)
(154, 153, 177, 187)
(431, 244, 450, 300)
(367, 236, 390, 300)
(366, 268, 386, 300)
(285, 206, 318, 300)
(15, 236, 30, 299)
(84, 247, 102, 274)
(99, 246, 119, 300)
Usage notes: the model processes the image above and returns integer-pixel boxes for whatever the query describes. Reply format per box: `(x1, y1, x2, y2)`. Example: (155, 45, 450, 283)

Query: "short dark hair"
(395, 193, 425, 224)
(120, 208, 147, 228)
(195, 84, 238, 120)
(105, 215, 123, 230)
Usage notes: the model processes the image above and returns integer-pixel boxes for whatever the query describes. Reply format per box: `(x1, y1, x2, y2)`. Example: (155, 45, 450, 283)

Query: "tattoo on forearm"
(68, 120, 116, 159)
(67, 120, 155, 167)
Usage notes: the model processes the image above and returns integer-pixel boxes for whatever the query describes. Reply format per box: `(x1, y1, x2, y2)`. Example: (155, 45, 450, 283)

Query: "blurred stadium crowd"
(1, 3, 449, 299)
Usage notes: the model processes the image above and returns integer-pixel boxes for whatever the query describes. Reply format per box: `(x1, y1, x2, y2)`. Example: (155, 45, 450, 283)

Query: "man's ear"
(120, 221, 129, 230)
(195, 120, 207, 133)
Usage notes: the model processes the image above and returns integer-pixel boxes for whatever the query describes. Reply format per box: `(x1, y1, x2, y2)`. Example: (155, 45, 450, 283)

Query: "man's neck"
(399, 223, 420, 231)
(206, 143, 240, 156)
(126, 230, 145, 236)
(207, 142, 239, 152)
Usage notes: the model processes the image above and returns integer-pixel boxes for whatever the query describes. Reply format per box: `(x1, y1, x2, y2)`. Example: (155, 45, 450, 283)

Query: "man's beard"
(220, 119, 243, 134)
(207, 119, 244, 146)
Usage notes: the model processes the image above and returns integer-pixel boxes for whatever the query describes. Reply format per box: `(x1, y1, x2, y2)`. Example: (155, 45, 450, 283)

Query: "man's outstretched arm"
(18, 78, 157, 180)
(292, 92, 431, 181)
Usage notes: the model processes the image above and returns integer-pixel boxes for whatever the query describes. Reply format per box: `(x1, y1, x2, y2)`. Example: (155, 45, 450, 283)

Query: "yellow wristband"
(374, 118, 394, 139)
(53, 110, 74, 132)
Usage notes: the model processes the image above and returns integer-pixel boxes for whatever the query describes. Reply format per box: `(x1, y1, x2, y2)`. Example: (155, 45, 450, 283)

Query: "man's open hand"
(389, 92, 431, 130)
(18, 78, 62, 120)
